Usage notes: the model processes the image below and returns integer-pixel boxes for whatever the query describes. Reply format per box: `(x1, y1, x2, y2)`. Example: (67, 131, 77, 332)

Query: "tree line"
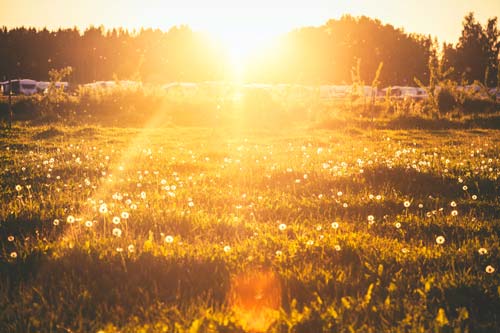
(0, 13, 498, 86)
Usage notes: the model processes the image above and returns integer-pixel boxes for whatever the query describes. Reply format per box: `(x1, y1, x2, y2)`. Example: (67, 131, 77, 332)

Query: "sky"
(1, 0, 499, 47)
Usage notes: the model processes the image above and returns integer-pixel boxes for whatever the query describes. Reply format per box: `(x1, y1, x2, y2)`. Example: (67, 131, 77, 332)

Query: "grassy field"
(0, 124, 499, 332)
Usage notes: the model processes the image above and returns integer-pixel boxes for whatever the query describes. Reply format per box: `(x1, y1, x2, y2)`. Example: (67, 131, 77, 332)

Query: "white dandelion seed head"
(478, 248, 488, 255)
(223, 245, 231, 253)
(112, 216, 121, 224)
(485, 265, 495, 274)
(436, 236, 445, 245)
(66, 215, 75, 224)
(165, 235, 174, 243)
(331, 222, 339, 229)
(112, 228, 122, 237)
(278, 223, 287, 231)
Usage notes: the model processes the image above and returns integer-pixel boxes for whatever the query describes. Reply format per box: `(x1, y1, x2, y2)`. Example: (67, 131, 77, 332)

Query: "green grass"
(0, 124, 499, 332)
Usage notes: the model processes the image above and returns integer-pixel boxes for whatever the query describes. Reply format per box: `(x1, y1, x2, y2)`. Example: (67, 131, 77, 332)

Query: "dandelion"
(278, 223, 287, 231)
(10, 252, 17, 259)
(130, 204, 138, 210)
(128, 244, 135, 253)
(404, 201, 411, 208)
(436, 236, 445, 245)
(306, 240, 314, 246)
(337, 191, 343, 197)
(418, 203, 424, 208)
(485, 265, 495, 274)
(275, 250, 283, 257)
(66, 215, 75, 224)
(395, 222, 401, 229)
(112, 228, 122, 237)
(478, 248, 488, 255)
(140, 191, 146, 199)
(7, 235, 14, 242)
(188, 201, 194, 208)
(376, 195, 382, 200)
(450, 201, 457, 207)
(84, 220, 93, 228)
(462, 185, 468, 191)
(53, 219, 60, 226)
(451, 210, 458, 216)
(99, 204, 108, 214)
(316, 225, 322, 231)
(472, 195, 477, 200)
(367, 215, 375, 224)
(331, 222, 339, 229)
(165, 235, 174, 243)
(121, 212, 129, 219)
(343, 203, 348, 208)
(401, 248, 409, 254)
(112, 216, 121, 225)
(15, 185, 22, 192)
(334, 245, 341, 251)
(116, 247, 123, 252)
(224, 245, 231, 253)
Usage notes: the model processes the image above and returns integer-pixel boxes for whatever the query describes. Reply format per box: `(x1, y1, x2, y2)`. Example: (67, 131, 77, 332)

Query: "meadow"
(0, 122, 499, 333)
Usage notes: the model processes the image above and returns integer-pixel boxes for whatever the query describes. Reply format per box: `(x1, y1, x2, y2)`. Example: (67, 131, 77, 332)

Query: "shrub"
(436, 87, 457, 114)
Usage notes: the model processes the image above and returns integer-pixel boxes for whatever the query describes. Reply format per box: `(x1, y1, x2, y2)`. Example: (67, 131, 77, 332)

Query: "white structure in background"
(1, 79, 38, 95)
(380, 86, 427, 100)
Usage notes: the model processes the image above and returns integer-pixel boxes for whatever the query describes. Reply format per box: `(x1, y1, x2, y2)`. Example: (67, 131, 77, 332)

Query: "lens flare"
(228, 269, 281, 332)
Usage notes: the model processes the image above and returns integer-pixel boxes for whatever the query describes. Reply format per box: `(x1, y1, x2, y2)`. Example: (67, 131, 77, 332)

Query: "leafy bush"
(436, 87, 457, 114)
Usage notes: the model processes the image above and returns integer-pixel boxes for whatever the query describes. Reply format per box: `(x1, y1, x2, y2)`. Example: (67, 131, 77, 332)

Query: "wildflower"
(99, 204, 108, 214)
(15, 185, 22, 192)
(112, 216, 121, 225)
(275, 250, 283, 257)
(462, 185, 468, 191)
(188, 201, 194, 208)
(485, 265, 495, 274)
(436, 236, 445, 245)
(334, 245, 341, 251)
(121, 212, 129, 219)
(165, 235, 174, 243)
(278, 223, 287, 231)
(7, 235, 14, 242)
(418, 203, 424, 208)
(84, 220, 93, 228)
(404, 201, 411, 208)
(66, 215, 75, 224)
(451, 210, 458, 216)
(331, 222, 339, 229)
(316, 225, 322, 231)
(395, 222, 401, 229)
(343, 203, 348, 208)
(224, 245, 231, 253)
(478, 248, 488, 255)
(53, 219, 60, 226)
(112, 228, 122, 237)
(472, 195, 477, 200)
(367, 215, 375, 224)
(10, 252, 17, 259)
(450, 201, 457, 207)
